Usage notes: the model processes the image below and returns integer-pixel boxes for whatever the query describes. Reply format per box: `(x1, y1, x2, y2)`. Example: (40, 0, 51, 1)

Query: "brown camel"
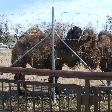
(79, 28, 101, 70)
(11, 26, 63, 94)
(97, 31, 112, 72)
(11, 26, 100, 94)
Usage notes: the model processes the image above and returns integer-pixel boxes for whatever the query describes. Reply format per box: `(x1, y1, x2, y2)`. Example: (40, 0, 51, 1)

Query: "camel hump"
(26, 26, 44, 37)
(66, 26, 82, 39)
(98, 31, 112, 45)
(98, 31, 112, 41)
(18, 26, 44, 43)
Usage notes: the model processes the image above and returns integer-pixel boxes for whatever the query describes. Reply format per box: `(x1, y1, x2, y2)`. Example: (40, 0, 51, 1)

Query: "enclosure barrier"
(0, 66, 112, 112)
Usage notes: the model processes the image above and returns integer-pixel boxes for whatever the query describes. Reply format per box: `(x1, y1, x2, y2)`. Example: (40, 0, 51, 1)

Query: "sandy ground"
(0, 49, 104, 86)
(0, 48, 12, 66)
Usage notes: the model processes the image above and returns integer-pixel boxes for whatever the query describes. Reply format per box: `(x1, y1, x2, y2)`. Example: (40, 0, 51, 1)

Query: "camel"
(97, 31, 112, 72)
(11, 25, 100, 94)
(79, 28, 101, 70)
(11, 26, 63, 94)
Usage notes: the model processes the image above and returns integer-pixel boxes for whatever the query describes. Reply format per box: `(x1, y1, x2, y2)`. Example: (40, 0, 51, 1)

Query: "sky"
(0, 0, 112, 33)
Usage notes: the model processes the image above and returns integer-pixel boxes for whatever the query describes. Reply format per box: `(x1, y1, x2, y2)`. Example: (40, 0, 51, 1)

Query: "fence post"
(85, 79, 90, 112)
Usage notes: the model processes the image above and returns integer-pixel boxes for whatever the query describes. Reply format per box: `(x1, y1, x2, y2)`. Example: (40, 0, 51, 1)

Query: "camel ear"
(17, 40, 25, 47)
(14, 34, 19, 42)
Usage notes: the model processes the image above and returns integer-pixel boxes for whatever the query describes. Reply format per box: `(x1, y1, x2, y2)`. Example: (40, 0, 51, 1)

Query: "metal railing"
(0, 66, 112, 112)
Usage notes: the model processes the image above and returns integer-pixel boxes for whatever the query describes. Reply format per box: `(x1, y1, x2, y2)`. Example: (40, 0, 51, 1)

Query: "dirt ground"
(0, 49, 103, 86)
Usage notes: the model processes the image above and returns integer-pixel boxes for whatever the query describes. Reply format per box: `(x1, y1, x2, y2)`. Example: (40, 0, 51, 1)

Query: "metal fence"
(0, 66, 112, 112)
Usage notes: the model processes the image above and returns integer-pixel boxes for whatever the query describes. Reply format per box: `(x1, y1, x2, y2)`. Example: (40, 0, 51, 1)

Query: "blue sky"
(0, 0, 112, 32)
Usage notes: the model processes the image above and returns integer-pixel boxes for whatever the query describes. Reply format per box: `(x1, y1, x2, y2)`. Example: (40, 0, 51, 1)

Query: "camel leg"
(48, 76, 58, 83)
(48, 60, 63, 94)
(48, 76, 59, 94)
(13, 60, 27, 94)
(14, 73, 24, 94)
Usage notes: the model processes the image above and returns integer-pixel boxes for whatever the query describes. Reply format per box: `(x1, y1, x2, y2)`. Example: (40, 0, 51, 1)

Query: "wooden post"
(77, 86, 81, 112)
(85, 79, 90, 112)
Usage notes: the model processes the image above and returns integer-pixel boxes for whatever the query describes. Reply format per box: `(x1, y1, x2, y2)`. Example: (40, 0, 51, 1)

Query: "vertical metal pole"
(2, 82, 4, 112)
(52, 6, 55, 70)
(52, 7, 56, 100)
(33, 84, 35, 112)
(107, 81, 111, 112)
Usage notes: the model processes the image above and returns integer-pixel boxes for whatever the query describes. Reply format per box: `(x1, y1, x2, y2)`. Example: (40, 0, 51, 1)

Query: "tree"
(0, 21, 10, 44)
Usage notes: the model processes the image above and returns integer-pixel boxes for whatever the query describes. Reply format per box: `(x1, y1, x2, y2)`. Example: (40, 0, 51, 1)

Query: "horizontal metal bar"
(0, 66, 112, 80)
